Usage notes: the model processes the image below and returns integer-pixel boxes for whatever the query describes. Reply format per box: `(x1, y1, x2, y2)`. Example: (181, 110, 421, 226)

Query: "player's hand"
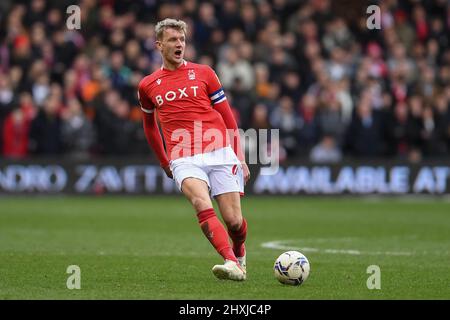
(241, 162, 250, 185)
(162, 165, 173, 179)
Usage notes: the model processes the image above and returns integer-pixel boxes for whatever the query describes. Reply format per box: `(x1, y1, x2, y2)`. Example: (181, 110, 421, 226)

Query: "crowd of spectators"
(0, 0, 449, 163)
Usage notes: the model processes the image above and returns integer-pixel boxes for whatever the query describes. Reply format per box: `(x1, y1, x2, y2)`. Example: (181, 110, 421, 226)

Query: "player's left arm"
(206, 67, 250, 184)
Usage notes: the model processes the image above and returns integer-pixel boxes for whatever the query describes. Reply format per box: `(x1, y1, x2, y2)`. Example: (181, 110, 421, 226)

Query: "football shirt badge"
(188, 70, 195, 80)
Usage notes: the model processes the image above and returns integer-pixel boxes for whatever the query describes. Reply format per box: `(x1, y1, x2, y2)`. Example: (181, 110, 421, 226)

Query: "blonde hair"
(155, 18, 187, 40)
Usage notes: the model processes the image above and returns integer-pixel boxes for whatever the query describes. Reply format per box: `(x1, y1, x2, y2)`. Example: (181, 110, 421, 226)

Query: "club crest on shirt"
(188, 69, 195, 80)
(156, 79, 161, 85)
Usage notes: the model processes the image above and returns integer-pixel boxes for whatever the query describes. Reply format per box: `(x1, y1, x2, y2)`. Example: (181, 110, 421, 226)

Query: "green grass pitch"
(0, 196, 449, 299)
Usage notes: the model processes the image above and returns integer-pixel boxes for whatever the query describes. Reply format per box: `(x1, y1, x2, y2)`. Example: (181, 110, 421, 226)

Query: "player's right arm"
(138, 81, 172, 178)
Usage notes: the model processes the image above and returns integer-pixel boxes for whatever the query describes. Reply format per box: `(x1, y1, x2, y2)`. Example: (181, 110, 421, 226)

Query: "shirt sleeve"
(205, 66, 227, 106)
(142, 112, 170, 168)
(138, 79, 155, 114)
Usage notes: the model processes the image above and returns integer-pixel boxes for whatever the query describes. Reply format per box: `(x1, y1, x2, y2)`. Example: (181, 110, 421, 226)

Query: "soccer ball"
(274, 251, 310, 286)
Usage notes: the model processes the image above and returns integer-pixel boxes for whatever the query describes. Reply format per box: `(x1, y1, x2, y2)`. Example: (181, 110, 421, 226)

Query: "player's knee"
(226, 215, 243, 232)
(190, 196, 211, 212)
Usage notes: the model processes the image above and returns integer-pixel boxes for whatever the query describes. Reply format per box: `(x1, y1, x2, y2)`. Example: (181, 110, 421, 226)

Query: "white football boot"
(212, 260, 246, 281)
(237, 254, 246, 273)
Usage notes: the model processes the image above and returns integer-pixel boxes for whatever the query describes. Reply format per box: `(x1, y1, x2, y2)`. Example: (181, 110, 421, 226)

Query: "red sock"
(197, 208, 237, 262)
(228, 218, 247, 258)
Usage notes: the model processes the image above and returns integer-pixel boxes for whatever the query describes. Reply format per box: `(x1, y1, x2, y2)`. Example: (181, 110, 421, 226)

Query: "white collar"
(161, 59, 187, 70)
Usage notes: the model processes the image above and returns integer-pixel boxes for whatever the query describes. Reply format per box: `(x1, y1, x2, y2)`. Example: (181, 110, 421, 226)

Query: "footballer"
(138, 18, 250, 281)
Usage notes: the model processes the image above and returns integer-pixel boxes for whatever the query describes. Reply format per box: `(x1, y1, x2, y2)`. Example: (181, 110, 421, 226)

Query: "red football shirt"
(138, 60, 229, 161)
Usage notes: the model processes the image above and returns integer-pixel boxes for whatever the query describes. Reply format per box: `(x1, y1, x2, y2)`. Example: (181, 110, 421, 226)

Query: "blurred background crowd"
(0, 0, 449, 163)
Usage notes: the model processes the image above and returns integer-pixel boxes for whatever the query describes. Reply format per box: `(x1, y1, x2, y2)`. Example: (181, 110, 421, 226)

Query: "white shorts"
(170, 146, 244, 197)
